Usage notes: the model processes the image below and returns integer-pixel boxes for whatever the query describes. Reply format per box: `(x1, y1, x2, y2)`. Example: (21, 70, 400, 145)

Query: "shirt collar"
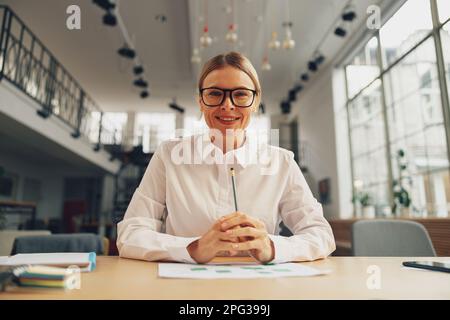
(194, 131, 258, 168)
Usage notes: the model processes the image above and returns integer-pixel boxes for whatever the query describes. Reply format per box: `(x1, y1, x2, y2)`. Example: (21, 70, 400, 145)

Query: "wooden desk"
(1, 256, 449, 299)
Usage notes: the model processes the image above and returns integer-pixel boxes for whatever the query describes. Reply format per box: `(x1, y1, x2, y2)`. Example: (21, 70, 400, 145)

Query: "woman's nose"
(221, 94, 235, 111)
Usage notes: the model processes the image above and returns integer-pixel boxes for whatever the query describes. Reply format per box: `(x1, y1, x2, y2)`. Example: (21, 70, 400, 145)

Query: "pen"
(230, 167, 238, 211)
(229, 167, 256, 260)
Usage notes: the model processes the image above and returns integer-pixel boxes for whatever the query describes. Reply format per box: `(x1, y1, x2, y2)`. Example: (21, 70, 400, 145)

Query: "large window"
(89, 112, 127, 145)
(380, 0, 433, 68)
(349, 80, 390, 210)
(441, 21, 450, 101)
(344, 0, 450, 217)
(135, 113, 176, 153)
(437, 0, 450, 23)
(346, 37, 380, 98)
(384, 37, 449, 216)
(184, 115, 208, 136)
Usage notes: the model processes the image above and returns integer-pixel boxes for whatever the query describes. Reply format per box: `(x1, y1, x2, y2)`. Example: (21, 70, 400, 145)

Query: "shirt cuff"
(267, 234, 292, 264)
(166, 236, 201, 264)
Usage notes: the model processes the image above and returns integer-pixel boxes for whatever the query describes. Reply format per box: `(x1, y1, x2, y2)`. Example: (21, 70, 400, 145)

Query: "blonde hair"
(198, 52, 261, 108)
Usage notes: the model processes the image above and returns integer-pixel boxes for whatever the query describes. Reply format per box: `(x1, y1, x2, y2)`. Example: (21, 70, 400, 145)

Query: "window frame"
(343, 0, 450, 217)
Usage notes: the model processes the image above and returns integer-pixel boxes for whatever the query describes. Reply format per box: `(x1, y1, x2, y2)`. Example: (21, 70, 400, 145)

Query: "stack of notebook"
(0, 252, 96, 289)
(13, 265, 80, 289)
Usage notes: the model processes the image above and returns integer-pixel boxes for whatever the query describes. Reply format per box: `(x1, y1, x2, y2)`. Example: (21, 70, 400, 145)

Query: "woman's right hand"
(187, 218, 240, 264)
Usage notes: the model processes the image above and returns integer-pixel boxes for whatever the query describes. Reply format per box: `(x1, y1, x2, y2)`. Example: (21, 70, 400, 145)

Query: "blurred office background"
(0, 0, 449, 256)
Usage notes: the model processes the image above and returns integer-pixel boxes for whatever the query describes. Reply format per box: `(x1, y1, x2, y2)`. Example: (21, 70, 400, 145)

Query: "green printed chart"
(158, 263, 330, 279)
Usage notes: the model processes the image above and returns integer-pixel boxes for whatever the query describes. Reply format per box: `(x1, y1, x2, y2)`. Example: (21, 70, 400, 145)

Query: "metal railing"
(0, 5, 120, 155)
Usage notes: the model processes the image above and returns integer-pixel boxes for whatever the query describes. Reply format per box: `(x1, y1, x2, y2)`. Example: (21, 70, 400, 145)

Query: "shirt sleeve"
(116, 143, 200, 263)
(267, 152, 336, 263)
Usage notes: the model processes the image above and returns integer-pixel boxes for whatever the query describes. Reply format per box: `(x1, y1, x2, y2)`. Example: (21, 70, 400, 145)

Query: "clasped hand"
(187, 211, 275, 264)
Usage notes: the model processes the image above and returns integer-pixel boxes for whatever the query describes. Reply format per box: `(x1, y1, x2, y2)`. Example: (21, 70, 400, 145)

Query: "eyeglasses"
(200, 87, 256, 108)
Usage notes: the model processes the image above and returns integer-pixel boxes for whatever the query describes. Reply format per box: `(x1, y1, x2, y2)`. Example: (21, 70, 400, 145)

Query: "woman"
(117, 52, 335, 264)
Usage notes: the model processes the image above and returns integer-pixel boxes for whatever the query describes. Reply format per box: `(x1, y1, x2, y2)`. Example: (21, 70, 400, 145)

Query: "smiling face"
(199, 66, 258, 135)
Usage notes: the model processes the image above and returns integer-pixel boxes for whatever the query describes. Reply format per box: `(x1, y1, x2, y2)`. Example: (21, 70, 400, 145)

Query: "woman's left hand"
(219, 211, 275, 263)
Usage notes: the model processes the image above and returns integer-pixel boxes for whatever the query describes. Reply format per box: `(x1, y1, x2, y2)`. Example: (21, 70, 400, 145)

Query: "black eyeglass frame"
(199, 87, 257, 108)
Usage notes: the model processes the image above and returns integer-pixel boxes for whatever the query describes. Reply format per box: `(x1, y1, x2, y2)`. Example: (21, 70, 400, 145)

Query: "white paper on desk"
(158, 263, 330, 279)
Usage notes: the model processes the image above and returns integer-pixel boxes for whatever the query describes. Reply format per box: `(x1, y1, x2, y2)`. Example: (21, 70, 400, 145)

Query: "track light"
(342, 5, 357, 21)
(288, 89, 297, 102)
(103, 11, 117, 26)
(133, 66, 144, 75)
(140, 91, 149, 99)
(342, 11, 356, 21)
(169, 99, 185, 113)
(334, 26, 347, 37)
(301, 73, 309, 82)
(308, 60, 318, 72)
(293, 85, 303, 93)
(133, 78, 148, 88)
(93, 0, 115, 11)
(280, 100, 291, 114)
(259, 102, 265, 114)
(118, 45, 136, 59)
(315, 54, 325, 65)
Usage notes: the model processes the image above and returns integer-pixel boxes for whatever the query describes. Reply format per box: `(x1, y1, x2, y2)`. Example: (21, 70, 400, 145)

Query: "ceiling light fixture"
(103, 11, 117, 26)
(261, 56, 271, 71)
(225, 0, 238, 44)
(334, 26, 347, 37)
(268, 31, 281, 50)
(288, 89, 297, 102)
(191, 48, 201, 64)
(92, 0, 115, 11)
(133, 66, 144, 75)
(133, 78, 148, 88)
(117, 44, 136, 59)
(200, 0, 212, 47)
(315, 54, 325, 65)
(280, 100, 291, 114)
(342, 4, 357, 21)
(282, 22, 295, 50)
(308, 60, 318, 72)
(293, 84, 303, 93)
(169, 98, 185, 113)
(259, 102, 265, 114)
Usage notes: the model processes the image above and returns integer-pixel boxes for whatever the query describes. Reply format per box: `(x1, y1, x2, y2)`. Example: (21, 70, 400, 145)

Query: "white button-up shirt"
(117, 132, 335, 264)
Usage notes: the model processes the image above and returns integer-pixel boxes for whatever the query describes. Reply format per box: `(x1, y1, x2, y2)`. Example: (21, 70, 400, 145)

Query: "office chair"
(10, 233, 104, 255)
(352, 220, 436, 257)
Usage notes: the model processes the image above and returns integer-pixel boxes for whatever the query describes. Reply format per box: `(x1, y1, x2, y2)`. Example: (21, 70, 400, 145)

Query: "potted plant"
(352, 191, 375, 218)
(360, 192, 376, 218)
(352, 192, 362, 218)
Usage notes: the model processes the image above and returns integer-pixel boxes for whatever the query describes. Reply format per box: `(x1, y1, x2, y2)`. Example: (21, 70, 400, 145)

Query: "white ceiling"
(0, 0, 384, 115)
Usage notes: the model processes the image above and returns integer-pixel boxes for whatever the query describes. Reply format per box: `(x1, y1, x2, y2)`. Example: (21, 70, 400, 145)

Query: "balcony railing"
(0, 5, 120, 156)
